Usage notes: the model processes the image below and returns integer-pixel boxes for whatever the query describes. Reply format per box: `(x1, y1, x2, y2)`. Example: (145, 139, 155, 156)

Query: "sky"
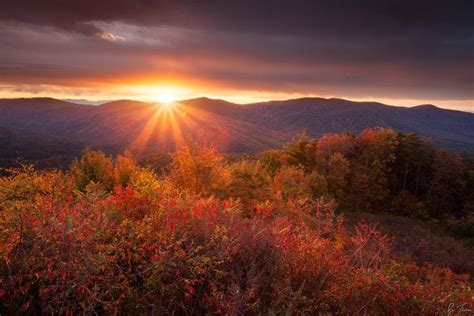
(0, 0, 473, 111)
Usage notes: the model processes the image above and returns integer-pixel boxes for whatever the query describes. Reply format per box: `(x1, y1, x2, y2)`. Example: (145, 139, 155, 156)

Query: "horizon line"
(2, 95, 474, 113)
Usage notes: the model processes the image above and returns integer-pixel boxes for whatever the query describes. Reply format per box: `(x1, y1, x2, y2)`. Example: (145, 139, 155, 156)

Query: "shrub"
(390, 190, 428, 219)
(1, 166, 472, 315)
(1, 132, 473, 315)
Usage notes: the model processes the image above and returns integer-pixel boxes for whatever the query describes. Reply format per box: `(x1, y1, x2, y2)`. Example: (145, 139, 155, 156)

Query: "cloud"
(97, 32, 125, 42)
(0, 0, 472, 107)
(1, 1, 472, 38)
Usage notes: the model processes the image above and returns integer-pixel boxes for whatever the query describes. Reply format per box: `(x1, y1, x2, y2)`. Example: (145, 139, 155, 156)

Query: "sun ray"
(129, 105, 164, 156)
(129, 98, 233, 156)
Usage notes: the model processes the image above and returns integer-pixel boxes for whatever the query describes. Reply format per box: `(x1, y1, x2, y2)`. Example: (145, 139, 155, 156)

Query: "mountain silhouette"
(1, 97, 473, 167)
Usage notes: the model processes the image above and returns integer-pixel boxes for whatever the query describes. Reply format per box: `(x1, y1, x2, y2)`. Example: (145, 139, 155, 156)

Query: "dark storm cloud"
(1, 0, 473, 37)
(0, 0, 473, 103)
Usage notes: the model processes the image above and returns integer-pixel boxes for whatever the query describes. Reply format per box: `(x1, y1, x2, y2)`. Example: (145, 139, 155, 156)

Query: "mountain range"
(0, 97, 473, 167)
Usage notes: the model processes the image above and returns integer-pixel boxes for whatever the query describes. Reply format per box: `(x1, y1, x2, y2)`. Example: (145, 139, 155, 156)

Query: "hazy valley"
(1, 97, 473, 168)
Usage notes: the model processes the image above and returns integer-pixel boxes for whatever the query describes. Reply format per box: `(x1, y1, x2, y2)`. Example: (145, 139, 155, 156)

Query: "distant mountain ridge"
(0, 97, 473, 167)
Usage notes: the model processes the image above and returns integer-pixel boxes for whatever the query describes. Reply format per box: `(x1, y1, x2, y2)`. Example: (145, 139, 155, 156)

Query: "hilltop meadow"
(1, 128, 473, 314)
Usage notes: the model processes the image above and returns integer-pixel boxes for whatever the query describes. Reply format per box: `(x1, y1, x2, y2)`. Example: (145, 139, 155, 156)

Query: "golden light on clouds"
(97, 31, 125, 42)
(0, 1, 472, 112)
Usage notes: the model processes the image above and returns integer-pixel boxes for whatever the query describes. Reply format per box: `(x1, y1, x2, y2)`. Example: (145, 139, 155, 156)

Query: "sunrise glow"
(156, 91, 176, 104)
(1, 2, 474, 314)
(0, 0, 472, 111)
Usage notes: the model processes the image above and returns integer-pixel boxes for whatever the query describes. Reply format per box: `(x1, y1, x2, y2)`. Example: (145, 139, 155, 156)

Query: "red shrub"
(0, 168, 472, 314)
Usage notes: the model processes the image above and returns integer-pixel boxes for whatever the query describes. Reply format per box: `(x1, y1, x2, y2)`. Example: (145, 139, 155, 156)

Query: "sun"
(157, 91, 176, 104)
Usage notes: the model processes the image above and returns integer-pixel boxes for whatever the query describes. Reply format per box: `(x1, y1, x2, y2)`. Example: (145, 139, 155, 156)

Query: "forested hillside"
(1, 128, 472, 314)
(1, 97, 473, 170)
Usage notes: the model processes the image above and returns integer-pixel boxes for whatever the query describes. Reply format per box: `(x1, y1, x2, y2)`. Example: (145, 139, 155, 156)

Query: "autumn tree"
(327, 152, 350, 201)
(114, 149, 138, 187)
(348, 128, 398, 211)
(272, 166, 311, 201)
(257, 150, 285, 175)
(170, 139, 230, 196)
(427, 150, 467, 218)
(70, 148, 115, 191)
(462, 154, 474, 215)
(392, 133, 435, 198)
(283, 131, 323, 172)
(306, 170, 328, 199)
(317, 132, 354, 173)
(225, 160, 271, 206)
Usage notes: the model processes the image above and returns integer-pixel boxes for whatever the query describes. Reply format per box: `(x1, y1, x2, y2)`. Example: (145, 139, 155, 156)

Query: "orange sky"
(1, 82, 472, 111)
(0, 1, 473, 111)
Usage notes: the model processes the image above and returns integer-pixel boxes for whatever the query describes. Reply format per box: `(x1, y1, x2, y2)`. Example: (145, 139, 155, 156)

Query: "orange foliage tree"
(1, 129, 473, 314)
